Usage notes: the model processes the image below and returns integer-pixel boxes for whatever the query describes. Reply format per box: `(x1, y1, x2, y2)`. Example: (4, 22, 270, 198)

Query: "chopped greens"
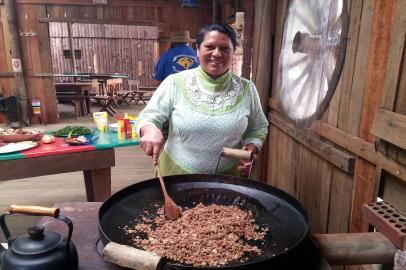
(52, 126, 93, 137)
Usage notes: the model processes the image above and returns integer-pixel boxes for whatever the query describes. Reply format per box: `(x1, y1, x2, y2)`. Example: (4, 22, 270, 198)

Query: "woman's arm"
(140, 124, 164, 165)
(136, 76, 175, 163)
(243, 82, 269, 151)
(238, 81, 269, 176)
(238, 143, 258, 176)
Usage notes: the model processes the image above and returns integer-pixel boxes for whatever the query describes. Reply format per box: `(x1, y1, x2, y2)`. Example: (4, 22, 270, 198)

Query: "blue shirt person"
(153, 31, 199, 86)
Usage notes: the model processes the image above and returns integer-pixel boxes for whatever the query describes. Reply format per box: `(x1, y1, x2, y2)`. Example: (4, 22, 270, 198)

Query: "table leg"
(83, 168, 111, 202)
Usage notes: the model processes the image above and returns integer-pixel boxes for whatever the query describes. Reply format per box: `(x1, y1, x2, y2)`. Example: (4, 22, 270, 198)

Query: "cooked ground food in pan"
(123, 203, 269, 267)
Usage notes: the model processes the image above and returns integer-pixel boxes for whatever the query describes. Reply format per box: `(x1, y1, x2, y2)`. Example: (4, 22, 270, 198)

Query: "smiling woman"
(196, 30, 235, 78)
(136, 23, 269, 178)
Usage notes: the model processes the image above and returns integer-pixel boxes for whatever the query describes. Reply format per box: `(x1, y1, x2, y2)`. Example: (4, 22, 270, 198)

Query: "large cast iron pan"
(98, 174, 309, 270)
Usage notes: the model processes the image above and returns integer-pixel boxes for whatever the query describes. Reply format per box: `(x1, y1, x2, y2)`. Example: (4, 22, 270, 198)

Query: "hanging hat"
(164, 31, 193, 43)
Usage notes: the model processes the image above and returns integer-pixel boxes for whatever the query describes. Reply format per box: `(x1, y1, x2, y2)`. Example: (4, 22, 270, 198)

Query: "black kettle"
(0, 205, 78, 270)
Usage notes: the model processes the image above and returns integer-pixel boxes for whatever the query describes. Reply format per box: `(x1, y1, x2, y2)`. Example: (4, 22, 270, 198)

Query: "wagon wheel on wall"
(279, 0, 349, 128)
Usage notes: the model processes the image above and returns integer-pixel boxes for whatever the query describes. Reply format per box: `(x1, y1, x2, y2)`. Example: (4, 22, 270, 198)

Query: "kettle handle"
(0, 205, 73, 246)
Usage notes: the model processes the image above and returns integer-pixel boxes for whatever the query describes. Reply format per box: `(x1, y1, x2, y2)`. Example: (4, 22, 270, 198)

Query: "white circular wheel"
(279, 0, 349, 128)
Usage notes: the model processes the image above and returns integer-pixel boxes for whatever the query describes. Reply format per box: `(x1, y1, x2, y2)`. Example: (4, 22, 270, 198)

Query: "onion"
(41, 134, 55, 144)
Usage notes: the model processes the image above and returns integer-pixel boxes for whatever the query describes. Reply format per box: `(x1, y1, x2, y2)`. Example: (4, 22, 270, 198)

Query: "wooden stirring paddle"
(155, 164, 182, 220)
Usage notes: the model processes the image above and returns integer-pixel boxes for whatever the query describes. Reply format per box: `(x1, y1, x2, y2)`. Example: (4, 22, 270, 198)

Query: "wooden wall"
(0, 0, 212, 124)
(262, 0, 406, 243)
(49, 23, 159, 86)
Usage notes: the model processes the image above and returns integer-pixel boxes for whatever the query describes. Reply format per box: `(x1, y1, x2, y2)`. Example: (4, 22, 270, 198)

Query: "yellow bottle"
(130, 119, 137, 138)
(117, 115, 125, 141)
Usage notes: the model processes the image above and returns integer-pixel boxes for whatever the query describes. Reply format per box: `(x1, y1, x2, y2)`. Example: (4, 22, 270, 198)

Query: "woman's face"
(197, 31, 235, 78)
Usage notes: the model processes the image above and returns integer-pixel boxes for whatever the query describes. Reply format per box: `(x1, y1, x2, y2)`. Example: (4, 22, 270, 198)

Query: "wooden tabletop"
(38, 202, 120, 270)
(55, 82, 94, 86)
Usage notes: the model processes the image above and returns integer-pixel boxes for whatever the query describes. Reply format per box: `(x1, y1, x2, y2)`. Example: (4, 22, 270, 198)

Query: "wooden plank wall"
(49, 23, 158, 86)
(265, 0, 404, 245)
(0, 0, 212, 124)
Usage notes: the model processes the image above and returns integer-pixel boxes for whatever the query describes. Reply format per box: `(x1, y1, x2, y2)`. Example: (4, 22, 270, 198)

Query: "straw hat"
(164, 30, 193, 43)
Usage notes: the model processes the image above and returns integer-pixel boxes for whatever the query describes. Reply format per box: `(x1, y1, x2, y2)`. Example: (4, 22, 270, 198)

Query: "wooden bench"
(136, 86, 156, 104)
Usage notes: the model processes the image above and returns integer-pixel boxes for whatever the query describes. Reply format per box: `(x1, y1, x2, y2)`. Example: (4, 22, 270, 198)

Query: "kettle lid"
(11, 225, 63, 255)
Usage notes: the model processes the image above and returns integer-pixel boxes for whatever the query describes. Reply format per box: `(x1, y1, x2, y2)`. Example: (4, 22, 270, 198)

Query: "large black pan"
(98, 174, 309, 270)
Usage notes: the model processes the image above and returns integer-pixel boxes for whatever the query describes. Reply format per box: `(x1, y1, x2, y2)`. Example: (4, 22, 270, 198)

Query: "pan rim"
(98, 174, 310, 269)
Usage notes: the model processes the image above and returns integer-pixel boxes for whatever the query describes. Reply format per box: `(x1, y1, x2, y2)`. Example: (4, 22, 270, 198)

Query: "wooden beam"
(311, 232, 397, 265)
(336, 0, 363, 132)
(37, 17, 161, 26)
(67, 23, 77, 75)
(346, 0, 374, 135)
(241, 0, 254, 79)
(371, 109, 406, 150)
(316, 121, 406, 184)
(381, 0, 406, 110)
(269, 112, 355, 174)
(270, 98, 377, 163)
(350, 0, 399, 232)
(26, 72, 54, 77)
(269, 98, 406, 183)
(0, 72, 15, 77)
(16, 0, 204, 7)
(4, 0, 30, 125)
(17, 0, 95, 4)
(212, 0, 221, 23)
(251, 0, 276, 180)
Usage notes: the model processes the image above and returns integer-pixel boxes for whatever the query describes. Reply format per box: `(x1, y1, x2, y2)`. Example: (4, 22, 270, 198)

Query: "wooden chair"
(90, 79, 117, 116)
(126, 79, 142, 104)
(106, 78, 123, 107)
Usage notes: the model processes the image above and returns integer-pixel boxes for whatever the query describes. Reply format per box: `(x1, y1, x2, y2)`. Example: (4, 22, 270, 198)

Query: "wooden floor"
(0, 103, 154, 241)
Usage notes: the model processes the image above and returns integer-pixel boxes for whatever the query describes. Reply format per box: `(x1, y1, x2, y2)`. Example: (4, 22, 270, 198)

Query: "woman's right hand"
(140, 124, 164, 165)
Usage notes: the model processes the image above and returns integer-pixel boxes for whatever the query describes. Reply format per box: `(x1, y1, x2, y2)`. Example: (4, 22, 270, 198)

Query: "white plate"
(0, 141, 39, 154)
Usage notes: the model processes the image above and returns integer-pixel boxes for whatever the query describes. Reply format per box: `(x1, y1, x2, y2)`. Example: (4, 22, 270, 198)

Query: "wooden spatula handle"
(102, 242, 163, 270)
(221, 147, 253, 160)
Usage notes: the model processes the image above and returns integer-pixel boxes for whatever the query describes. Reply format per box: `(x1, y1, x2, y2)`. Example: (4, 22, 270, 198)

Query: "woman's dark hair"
(196, 23, 237, 49)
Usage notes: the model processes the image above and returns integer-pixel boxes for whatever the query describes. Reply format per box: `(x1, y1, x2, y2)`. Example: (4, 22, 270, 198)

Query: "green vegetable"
(52, 126, 93, 137)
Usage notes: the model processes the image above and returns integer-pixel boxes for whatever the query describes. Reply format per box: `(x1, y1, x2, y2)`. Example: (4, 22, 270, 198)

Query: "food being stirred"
(123, 203, 269, 267)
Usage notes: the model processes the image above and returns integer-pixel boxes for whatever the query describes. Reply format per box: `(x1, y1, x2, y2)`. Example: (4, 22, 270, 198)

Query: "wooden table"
(37, 202, 329, 270)
(55, 82, 94, 117)
(0, 130, 139, 202)
(38, 202, 120, 270)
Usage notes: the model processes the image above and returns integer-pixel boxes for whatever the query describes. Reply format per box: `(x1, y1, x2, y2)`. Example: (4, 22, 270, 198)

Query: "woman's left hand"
(237, 144, 258, 177)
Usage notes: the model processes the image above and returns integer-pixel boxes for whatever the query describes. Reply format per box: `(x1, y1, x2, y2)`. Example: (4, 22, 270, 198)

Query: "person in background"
(136, 23, 269, 177)
(152, 30, 199, 87)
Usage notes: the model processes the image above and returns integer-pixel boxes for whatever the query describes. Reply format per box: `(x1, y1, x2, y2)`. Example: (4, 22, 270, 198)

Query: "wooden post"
(251, 0, 276, 180)
(350, 0, 396, 233)
(311, 232, 397, 265)
(67, 22, 77, 75)
(4, 0, 30, 125)
(212, 0, 221, 23)
(241, 0, 255, 80)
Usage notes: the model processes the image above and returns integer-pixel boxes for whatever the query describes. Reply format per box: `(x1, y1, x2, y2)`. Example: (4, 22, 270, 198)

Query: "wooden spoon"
(155, 164, 182, 220)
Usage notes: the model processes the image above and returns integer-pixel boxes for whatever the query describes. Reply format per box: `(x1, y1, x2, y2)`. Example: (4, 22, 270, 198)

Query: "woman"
(136, 23, 269, 176)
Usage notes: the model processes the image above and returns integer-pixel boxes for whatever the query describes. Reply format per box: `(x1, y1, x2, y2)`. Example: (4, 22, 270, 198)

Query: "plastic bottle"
(117, 114, 125, 140)
(130, 119, 137, 139)
(123, 113, 131, 139)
